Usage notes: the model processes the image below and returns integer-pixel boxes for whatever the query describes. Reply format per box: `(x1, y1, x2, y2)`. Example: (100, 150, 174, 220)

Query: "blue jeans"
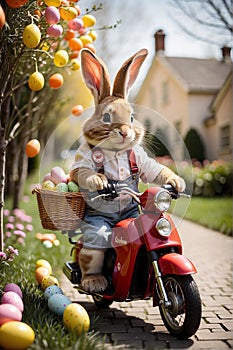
(81, 176, 139, 249)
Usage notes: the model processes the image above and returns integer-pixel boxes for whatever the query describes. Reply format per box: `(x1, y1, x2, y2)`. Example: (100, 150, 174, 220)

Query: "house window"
(220, 125, 231, 149)
(162, 80, 169, 105)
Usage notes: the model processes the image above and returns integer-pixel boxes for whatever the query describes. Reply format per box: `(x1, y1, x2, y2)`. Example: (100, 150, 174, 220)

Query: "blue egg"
(44, 285, 63, 301)
(48, 294, 71, 317)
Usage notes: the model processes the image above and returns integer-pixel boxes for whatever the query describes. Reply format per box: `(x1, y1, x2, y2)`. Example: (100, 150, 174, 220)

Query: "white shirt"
(72, 141, 164, 183)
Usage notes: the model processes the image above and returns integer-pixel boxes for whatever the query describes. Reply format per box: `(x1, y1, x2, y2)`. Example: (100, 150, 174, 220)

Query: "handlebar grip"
(97, 180, 118, 199)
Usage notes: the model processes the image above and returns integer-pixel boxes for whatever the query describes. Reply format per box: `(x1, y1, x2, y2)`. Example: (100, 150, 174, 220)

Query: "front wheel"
(158, 275, 202, 339)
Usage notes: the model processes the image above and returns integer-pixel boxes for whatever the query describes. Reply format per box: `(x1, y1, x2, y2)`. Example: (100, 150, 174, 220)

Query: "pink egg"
(44, 6, 60, 24)
(68, 18, 84, 31)
(1, 292, 24, 313)
(4, 283, 23, 299)
(47, 24, 63, 37)
(0, 304, 22, 325)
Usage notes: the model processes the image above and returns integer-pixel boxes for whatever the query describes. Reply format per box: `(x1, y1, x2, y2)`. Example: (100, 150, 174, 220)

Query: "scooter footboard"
(158, 253, 197, 275)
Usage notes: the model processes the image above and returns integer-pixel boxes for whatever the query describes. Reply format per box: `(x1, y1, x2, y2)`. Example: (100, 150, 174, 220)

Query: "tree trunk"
(0, 129, 7, 252)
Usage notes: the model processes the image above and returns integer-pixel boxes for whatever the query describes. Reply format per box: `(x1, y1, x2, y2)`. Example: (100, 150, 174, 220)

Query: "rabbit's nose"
(119, 126, 129, 138)
(119, 130, 128, 138)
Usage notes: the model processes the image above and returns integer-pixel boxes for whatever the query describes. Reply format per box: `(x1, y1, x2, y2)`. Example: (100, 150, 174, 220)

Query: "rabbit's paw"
(81, 274, 108, 293)
(166, 175, 186, 192)
(86, 173, 108, 191)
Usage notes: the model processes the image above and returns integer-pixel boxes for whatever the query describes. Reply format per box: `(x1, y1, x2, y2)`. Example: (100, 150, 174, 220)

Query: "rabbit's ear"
(112, 49, 148, 98)
(81, 49, 111, 104)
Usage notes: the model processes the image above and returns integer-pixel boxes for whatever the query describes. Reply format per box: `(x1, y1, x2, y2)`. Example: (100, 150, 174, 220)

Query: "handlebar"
(89, 181, 190, 202)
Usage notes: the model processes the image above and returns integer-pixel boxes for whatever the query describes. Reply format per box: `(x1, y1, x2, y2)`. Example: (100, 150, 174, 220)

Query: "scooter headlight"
(154, 190, 171, 212)
(156, 218, 171, 237)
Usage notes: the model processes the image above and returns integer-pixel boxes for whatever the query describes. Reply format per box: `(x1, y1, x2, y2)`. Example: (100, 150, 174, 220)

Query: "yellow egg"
(0, 321, 35, 350)
(60, 7, 77, 21)
(63, 303, 90, 334)
(54, 50, 69, 67)
(36, 259, 52, 274)
(70, 58, 80, 71)
(23, 23, 41, 48)
(80, 35, 93, 45)
(44, 0, 61, 7)
(82, 14, 96, 27)
(28, 71, 44, 91)
(41, 275, 59, 291)
(88, 30, 97, 41)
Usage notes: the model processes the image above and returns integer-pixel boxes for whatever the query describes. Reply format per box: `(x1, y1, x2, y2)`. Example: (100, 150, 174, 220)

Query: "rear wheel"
(158, 275, 201, 339)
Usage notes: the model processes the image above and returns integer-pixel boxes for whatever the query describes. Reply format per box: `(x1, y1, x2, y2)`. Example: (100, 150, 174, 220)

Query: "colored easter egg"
(79, 34, 93, 45)
(71, 104, 83, 116)
(28, 71, 44, 91)
(0, 321, 35, 350)
(88, 30, 97, 41)
(0, 304, 22, 325)
(6, 0, 29, 8)
(68, 18, 83, 31)
(48, 294, 71, 316)
(44, 6, 60, 24)
(64, 29, 75, 41)
(70, 58, 81, 71)
(41, 275, 59, 291)
(68, 181, 79, 192)
(55, 183, 68, 192)
(4, 283, 23, 299)
(43, 240, 53, 248)
(25, 139, 40, 158)
(47, 24, 63, 37)
(54, 50, 69, 67)
(42, 180, 56, 190)
(23, 23, 41, 48)
(49, 73, 64, 89)
(44, 285, 63, 301)
(0, 5, 5, 29)
(60, 6, 77, 20)
(68, 37, 83, 51)
(1, 292, 24, 313)
(63, 303, 90, 334)
(35, 266, 50, 284)
(82, 14, 96, 27)
(44, 0, 61, 6)
(36, 259, 52, 274)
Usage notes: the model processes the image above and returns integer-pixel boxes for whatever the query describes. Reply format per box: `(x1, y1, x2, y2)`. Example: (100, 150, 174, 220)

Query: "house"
(134, 30, 232, 161)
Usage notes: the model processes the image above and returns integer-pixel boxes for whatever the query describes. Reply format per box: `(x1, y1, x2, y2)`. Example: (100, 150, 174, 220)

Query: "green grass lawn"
(172, 196, 232, 235)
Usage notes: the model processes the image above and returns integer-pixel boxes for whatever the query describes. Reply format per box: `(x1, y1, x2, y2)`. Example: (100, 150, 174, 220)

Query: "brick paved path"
(61, 219, 233, 349)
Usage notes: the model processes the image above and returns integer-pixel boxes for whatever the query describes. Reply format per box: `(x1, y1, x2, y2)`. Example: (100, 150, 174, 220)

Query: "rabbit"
(70, 48, 185, 293)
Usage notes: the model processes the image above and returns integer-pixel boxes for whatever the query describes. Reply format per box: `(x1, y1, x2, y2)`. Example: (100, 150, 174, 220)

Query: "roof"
(160, 56, 231, 93)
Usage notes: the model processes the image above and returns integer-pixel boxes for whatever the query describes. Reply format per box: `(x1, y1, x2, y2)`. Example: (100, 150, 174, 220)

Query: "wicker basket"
(32, 188, 86, 231)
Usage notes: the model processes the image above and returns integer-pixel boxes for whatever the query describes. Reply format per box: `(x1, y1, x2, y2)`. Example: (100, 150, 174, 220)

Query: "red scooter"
(63, 183, 202, 339)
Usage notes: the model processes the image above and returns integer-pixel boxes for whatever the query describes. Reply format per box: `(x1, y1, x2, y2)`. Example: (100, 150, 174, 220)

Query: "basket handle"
(32, 187, 41, 195)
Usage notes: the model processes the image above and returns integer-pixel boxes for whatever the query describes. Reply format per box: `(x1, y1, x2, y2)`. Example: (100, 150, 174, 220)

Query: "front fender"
(158, 253, 197, 275)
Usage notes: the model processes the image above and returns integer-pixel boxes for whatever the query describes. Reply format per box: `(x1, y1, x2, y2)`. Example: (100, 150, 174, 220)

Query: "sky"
(86, 0, 226, 80)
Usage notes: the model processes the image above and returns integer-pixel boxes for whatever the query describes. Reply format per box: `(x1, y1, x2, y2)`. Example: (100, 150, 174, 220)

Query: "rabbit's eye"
(102, 113, 111, 124)
(130, 114, 134, 123)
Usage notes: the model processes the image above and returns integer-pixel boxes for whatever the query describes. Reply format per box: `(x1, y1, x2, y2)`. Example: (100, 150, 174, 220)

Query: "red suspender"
(127, 149, 138, 175)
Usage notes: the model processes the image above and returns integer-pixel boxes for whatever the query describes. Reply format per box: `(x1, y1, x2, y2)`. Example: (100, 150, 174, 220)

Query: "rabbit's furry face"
(83, 97, 144, 150)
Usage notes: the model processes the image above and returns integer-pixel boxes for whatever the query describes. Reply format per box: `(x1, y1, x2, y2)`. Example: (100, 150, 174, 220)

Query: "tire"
(92, 295, 113, 308)
(158, 275, 202, 339)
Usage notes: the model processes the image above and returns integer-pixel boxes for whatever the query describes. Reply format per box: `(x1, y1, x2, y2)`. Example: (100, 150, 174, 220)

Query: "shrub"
(158, 157, 233, 197)
(184, 128, 206, 162)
